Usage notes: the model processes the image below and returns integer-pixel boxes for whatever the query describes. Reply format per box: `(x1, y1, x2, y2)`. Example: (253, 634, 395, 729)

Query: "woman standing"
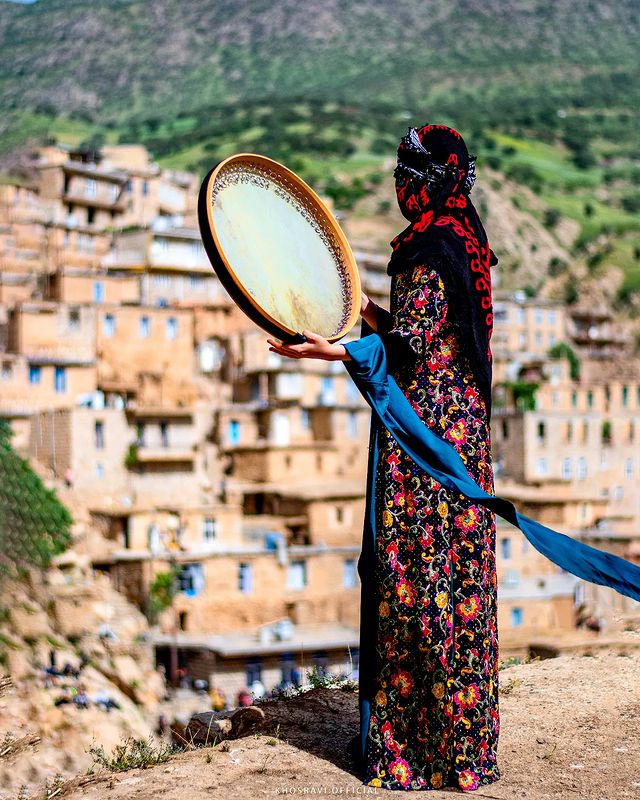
(268, 124, 501, 791)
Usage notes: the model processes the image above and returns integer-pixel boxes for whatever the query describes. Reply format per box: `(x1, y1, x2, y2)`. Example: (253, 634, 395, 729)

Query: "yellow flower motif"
(432, 682, 445, 699)
(382, 509, 393, 527)
(379, 601, 390, 618)
(437, 501, 448, 518)
(368, 778, 382, 788)
(375, 690, 387, 707)
(431, 772, 443, 788)
(435, 591, 448, 608)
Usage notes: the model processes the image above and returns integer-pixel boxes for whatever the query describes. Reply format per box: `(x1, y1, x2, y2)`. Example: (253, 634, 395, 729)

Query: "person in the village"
(267, 123, 640, 792)
(268, 124, 501, 790)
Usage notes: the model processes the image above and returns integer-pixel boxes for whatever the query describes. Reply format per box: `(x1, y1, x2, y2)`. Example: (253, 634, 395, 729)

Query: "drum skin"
(198, 153, 361, 343)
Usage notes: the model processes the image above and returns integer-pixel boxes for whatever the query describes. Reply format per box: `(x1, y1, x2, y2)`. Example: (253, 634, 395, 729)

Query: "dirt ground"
(13, 652, 640, 800)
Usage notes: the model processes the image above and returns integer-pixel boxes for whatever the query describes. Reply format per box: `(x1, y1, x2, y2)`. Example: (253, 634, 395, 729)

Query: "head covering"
(388, 123, 497, 417)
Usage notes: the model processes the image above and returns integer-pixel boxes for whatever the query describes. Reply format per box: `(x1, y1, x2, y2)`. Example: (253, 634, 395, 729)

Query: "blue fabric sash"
(343, 332, 640, 603)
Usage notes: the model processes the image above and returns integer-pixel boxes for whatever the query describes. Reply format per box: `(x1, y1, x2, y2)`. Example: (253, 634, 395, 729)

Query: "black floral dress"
(363, 263, 501, 791)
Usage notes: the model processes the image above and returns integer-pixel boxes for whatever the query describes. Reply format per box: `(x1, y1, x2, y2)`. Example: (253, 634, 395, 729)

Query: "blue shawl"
(343, 332, 640, 603)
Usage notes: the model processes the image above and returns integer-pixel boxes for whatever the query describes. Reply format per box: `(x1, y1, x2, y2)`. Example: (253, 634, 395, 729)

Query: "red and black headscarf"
(388, 123, 497, 417)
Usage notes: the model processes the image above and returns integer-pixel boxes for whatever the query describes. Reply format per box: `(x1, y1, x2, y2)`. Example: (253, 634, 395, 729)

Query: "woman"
(268, 124, 500, 791)
(267, 124, 640, 791)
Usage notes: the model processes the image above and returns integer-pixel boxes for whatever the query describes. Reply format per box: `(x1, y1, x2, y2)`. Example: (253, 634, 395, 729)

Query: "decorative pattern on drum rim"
(210, 159, 354, 337)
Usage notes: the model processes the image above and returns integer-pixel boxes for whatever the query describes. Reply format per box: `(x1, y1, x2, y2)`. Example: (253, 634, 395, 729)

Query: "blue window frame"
(54, 367, 67, 393)
(93, 281, 104, 304)
(510, 607, 523, 627)
(228, 419, 240, 445)
(238, 562, 253, 594)
(139, 315, 151, 338)
(103, 313, 115, 338)
(28, 365, 41, 385)
(246, 659, 262, 685)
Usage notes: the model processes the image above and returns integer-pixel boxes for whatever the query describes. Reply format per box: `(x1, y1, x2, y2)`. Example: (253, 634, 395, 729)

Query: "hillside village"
(0, 141, 640, 792)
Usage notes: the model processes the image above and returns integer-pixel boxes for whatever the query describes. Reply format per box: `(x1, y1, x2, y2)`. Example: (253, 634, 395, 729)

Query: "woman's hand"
(267, 330, 350, 361)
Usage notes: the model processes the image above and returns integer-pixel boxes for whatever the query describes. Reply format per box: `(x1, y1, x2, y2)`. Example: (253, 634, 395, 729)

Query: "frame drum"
(198, 153, 361, 343)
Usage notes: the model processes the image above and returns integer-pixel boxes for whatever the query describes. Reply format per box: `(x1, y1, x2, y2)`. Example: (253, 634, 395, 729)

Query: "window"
(335, 505, 344, 524)
(587, 391, 594, 409)
(68, 308, 80, 330)
(103, 313, 116, 338)
(166, 317, 178, 340)
(139, 315, 151, 338)
(561, 458, 572, 479)
(624, 459, 634, 479)
(190, 275, 205, 290)
(548, 333, 556, 346)
(29, 365, 41, 385)
(566, 422, 573, 442)
(500, 537, 511, 560)
(178, 563, 205, 597)
(287, 560, 307, 590)
(95, 462, 104, 479)
(319, 376, 335, 405)
(85, 179, 97, 198)
(501, 419, 508, 438)
(54, 367, 67, 393)
(503, 569, 520, 586)
(537, 421, 546, 441)
(238, 562, 253, 594)
(343, 559, 358, 588)
(536, 457, 548, 476)
(246, 659, 262, 686)
(136, 422, 146, 447)
(95, 420, 105, 450)
(125, 180, 132, 193)
(614, 485, 624, 500)
(160, 421, 169, 448)
(280, 653, 299, 686)
(228, 419, 240, 445)
(548, 310, 557, 324)
(300, 409, 310, 431)
(153, 274, 171, 288)
(510, 607, 523, 627)
(517, 307, 525, 324)
(93, 281, 104, 304)
(203, 518, 217, 542)
(1, 361, 12, 380)
(622, 385, 629, 407)
(534, 331, 543, 347)
(347, 410, 358, 438)
(534, 309, 543, 324)
(552, 391, 560, 407)
(578, 457, 587, 480)
(142, 180, 149, 197)
(571, 391, 577, 408)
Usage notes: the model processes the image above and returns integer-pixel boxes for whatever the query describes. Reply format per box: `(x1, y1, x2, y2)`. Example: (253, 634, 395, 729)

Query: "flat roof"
(151, 622, 359, 657)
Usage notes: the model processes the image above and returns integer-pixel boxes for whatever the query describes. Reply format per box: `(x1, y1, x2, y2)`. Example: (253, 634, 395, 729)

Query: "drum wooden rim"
(197, 152, 361, 343)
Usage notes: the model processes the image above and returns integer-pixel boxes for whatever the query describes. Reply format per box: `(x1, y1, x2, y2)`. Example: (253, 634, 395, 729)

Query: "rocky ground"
(0, 564, 164, 798)
(4, 651, 637, 800)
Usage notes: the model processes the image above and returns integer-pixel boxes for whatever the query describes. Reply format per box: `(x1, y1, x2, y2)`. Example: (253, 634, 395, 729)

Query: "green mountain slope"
(0, 0, 638, 131)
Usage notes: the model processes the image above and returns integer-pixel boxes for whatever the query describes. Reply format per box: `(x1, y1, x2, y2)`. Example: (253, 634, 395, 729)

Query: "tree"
(0, 421, 72, 580)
